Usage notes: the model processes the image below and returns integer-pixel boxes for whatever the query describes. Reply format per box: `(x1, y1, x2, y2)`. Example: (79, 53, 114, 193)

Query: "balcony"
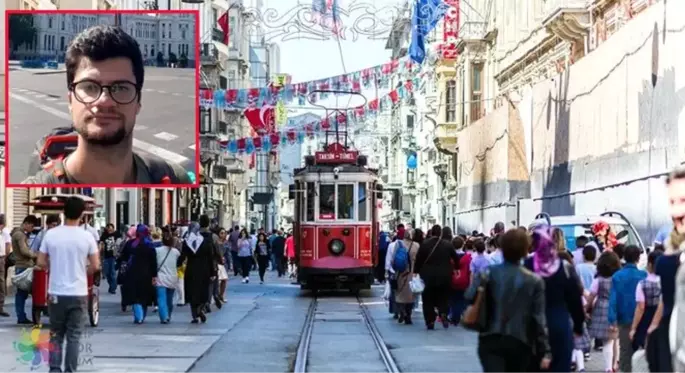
(224, 155, 246, 174)
(455, 22, 487, 52)
(432, 122, 458, 154)
(542, 0, 591, 44)
(199, 136, 221, 156)
(199, 43, 219, 66)
(433, 161, 448, 176)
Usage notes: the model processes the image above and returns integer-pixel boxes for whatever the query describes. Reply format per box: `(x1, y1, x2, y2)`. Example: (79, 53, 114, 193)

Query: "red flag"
(217, 11, 229, 44)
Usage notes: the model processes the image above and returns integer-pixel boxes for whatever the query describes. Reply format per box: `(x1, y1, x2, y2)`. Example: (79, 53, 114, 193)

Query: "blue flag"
(409, 0, 450, 64)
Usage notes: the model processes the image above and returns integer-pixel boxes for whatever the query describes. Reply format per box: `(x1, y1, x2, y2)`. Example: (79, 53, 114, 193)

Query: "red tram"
(290, 142, 382, 292)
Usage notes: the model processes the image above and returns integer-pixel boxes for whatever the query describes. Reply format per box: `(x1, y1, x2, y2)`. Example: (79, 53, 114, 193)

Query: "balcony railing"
(459, 22, 487, 41)
(200, 43, 219, 64)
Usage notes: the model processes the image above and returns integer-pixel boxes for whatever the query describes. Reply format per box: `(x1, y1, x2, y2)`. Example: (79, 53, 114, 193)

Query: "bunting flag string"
(220, 78, 417, 155)
(199, 56, 423, 109)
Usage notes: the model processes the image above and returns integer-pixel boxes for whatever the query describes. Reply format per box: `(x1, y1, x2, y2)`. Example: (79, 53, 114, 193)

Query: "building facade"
(11, 13, 195, 65)
(432, 0, 681, 240)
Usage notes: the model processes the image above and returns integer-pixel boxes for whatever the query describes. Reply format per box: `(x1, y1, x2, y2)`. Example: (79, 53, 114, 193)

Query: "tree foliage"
(9, 14, 36, 51)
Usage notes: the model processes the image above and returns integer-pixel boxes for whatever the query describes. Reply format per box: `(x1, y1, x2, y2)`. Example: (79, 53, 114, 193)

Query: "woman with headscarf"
(413, 225, 459, 329)
(116, 224, 158, 324)
(178, 220, 217, 323)
(116, 225, 137, 312)
(524, 226, 585, 372)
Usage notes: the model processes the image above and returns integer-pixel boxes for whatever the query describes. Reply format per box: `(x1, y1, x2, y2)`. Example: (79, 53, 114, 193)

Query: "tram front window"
(337, 184, 355, 219)
(319, 184, 335, 219)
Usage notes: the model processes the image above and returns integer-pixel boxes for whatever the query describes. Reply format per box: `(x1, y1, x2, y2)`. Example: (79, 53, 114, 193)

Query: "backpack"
(392, 240, 410, 273)
(25, 126, 191, 184)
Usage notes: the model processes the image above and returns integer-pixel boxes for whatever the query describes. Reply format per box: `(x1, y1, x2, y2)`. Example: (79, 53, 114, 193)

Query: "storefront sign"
(442, 0, 459, 59)
(315, 142, 359, 164)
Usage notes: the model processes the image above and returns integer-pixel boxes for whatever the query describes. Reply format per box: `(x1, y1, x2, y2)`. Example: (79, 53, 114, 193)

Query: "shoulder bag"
(410, 238, 441, 294)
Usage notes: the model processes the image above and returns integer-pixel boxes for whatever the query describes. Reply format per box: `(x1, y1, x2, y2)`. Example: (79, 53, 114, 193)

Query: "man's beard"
(76, 118, 130, 146)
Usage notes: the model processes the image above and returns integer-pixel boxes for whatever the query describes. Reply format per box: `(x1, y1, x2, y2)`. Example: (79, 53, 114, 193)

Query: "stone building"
(433, 0, 680, 240)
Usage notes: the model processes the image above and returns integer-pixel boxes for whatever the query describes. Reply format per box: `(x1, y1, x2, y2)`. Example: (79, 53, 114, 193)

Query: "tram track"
(293, 295, 400, 373)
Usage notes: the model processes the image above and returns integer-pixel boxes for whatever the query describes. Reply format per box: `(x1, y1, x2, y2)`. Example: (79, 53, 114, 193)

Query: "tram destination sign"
(315, 150, 359, 163)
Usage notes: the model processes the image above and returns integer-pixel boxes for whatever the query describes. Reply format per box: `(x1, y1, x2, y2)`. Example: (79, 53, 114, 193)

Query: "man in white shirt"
(0, 214, 10, 317)
(37, 197, 100, 373)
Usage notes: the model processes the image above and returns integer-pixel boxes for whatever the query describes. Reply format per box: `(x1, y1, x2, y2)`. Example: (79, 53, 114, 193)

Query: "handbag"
(411, 238, 442, 294)
(12, 267, 34, 292)
(461, 269, 490, 331)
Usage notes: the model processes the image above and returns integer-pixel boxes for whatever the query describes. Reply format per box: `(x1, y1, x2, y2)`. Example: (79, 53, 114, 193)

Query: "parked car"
(528, 211, 646, 252)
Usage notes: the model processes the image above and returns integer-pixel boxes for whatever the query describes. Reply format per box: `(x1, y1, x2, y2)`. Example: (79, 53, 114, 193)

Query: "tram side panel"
(297, 224, 374, 289)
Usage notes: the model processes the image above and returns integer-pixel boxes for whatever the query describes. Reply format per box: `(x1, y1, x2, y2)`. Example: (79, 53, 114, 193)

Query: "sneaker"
(260, 280, 264, 284)
(0, 311, 10, 317)
(241, 278, 247, 284)
(17, 319, 33, 325)
(246, 277, 250, 283)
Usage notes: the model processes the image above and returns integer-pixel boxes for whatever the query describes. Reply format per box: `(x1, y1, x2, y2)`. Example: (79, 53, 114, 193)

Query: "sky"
(256, 0, 402, 117)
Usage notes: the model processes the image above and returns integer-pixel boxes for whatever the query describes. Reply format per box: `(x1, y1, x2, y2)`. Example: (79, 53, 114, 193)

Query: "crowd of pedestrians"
(378, 164, 685, 373)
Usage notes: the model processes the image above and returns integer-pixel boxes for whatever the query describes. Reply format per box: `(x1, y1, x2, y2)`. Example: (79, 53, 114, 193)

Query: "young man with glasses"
(23, 25, 191, 185)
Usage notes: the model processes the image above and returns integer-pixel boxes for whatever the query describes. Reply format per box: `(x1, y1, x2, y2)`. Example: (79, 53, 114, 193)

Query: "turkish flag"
(217, 11, 229, 44)
(243, 106, 275, 134)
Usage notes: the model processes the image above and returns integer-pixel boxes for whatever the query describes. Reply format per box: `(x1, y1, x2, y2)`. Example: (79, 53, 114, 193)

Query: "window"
(48, 17, 52, 28)
(319, 184, 335, 219)
(358, 183, 368, 221)
(470, 63, 484, 123)
(306, 182, 315, 221)
(229, 16, 237, 48)
(337, 184, 355, 219)
(445, 80, 456, 122)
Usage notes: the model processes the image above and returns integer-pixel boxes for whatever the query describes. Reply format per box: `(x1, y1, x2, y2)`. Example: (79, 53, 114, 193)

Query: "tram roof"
(293, 164, 378, 176)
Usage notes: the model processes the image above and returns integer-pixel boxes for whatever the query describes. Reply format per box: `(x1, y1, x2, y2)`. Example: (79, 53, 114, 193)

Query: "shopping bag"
(12, 267, 34, 292)
(631, 349, 648, 373)
(409, 275, 425, 293)
(382, 281, 391, 300)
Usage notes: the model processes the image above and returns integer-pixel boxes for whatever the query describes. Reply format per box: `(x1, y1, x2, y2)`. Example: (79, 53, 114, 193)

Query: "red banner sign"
(442, 0, 459, 59)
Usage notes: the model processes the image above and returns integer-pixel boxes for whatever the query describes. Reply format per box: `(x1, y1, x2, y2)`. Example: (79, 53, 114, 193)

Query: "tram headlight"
(328, 239, 345, 255)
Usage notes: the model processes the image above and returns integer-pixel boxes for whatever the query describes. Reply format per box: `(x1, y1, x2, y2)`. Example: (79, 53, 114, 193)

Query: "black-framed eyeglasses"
(69, 79, 139, 105)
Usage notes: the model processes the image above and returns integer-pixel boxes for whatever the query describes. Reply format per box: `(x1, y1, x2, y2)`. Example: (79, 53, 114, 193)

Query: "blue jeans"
(14, 267, 29, 322)
(132, 304, 148, 323)
(103, 257, 117, 293)
(224, 253, 231, 273)
(270, 253, 277, 271)
(156, 286, 175, 322)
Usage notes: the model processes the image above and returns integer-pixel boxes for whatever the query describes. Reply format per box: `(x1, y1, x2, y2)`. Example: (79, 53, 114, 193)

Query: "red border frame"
(4, 9, 201, 189)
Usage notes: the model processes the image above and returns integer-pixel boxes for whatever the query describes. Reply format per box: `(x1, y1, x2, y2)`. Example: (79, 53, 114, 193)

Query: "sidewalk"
(0, 271, 292, 372)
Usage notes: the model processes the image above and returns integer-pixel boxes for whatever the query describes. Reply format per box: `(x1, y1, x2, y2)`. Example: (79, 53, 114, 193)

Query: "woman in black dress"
(116, 224, 157, 324)
(179, 220, 217, 323)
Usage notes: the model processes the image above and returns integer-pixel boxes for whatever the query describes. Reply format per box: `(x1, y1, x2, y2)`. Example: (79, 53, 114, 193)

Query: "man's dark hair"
(623, 245, 641, 264)
(106, 223, 114, 229)
(493, 221, 505, 234)
(613, 243, 625, 260)
(582, 245, 597, 262)
(473, 239, 486, 253)
(0, 213, 5, 226)
(23, 215, 39, 226)
(576, 235, 589, 249)
(597, 251, 621, 277)
(452, 236, 464, 250)
(46, 214, 61, 226)
(500, 228, 530, 263)
(234, 225, 240, 230)
(666, 164, 685, 184)
(441, 226, 453, 241)
(430, 224, 442, 238)
(66, 25, 145, 93)
(199, 214, 210, 228)
(63, 197, 86, 220)
(397, 224, 405, 230)
(647, 250, 663, 268)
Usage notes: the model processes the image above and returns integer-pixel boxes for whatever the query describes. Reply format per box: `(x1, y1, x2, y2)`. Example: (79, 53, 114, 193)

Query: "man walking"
(37, 197, 100, 373)
(0, 214, 10, 317)
(13, 215, 39, 324)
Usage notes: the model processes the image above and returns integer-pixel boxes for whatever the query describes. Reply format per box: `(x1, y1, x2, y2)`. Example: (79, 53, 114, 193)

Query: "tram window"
(358, 183, 368, 221)
(319, 184, 335, 219)
(306, 182, 315, 221)
(337, 184, 355, 219)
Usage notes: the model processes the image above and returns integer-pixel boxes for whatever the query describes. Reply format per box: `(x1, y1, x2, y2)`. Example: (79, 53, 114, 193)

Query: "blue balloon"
(406, 153, 417, 169)
(262, 136, 272, 152)
(280, 133, 288, 146)
(227, 140, 238, 154)
(297, 131, 305, 144)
